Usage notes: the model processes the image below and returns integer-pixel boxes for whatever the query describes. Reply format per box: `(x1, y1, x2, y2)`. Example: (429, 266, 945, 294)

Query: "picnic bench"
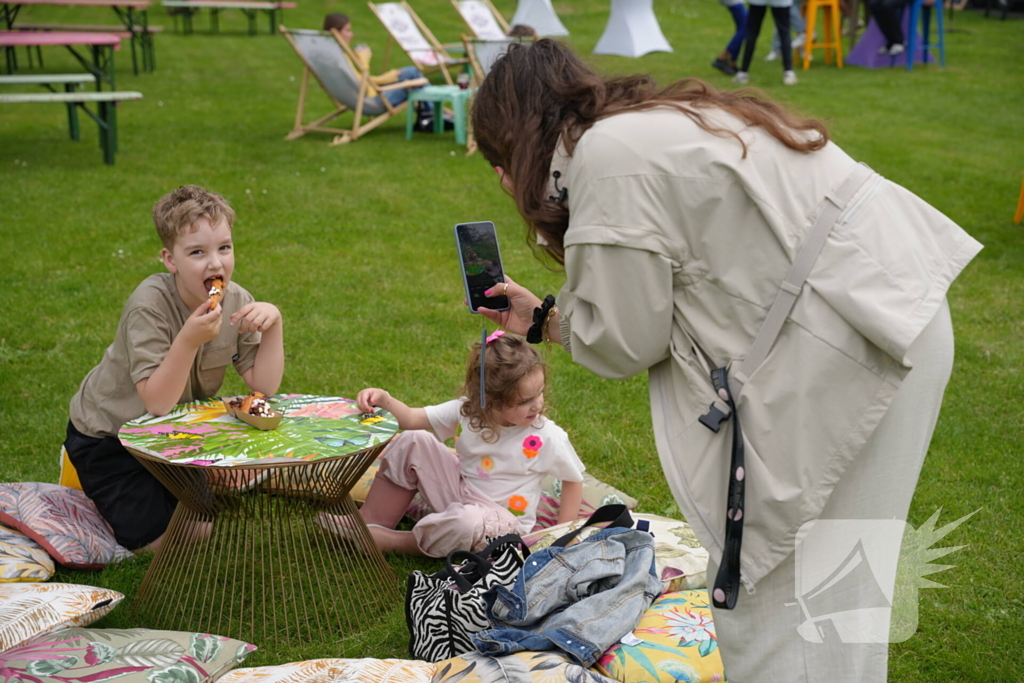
(1, 0, 155, 74)
(162, 0, 295, 35)
(0, 30, 120, 87)
(0, 72, 141, 163)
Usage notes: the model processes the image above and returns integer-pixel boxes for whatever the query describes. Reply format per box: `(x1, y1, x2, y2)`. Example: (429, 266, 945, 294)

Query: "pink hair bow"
(485, 330, 506, 345)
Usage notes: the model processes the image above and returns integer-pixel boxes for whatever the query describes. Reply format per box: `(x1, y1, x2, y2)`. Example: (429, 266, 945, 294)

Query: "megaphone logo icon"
(793, 510, 974, 644)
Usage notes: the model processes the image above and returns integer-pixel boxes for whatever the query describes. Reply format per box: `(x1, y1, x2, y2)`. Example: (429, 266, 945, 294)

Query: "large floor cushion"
(0, 582, 123, 652)
(218, 658, 434, 682)
(596, 590, 726, 683)
(523, 513, 709, 593)
(0, 627, 256, 682)
(0, 523, 55, 582)
(0, 482, 133, 569)
(434, 651, 620, 683)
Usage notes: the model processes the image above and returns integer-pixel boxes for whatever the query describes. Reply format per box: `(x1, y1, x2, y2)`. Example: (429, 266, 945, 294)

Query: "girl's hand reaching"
(356, 388, 391, 413)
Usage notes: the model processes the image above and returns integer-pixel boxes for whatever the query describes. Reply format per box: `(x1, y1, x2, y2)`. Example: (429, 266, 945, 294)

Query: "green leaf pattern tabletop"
(119, 395, 398, 466)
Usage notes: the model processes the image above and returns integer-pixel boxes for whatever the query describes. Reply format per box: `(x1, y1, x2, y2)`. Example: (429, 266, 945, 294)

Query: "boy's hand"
(231, 302, 281, 334)
(356, 388, 390, 413)
(180, 299, 223, 347)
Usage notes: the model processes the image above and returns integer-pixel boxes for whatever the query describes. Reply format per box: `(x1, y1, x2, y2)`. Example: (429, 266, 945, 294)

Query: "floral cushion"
(401, 472, 638, 529)
(0, 582, 123, 652)
(0, 628, 256, 682)
(596, 590, 726, 683)
(523, 514, 709, 593)
(433, 651, 619, 683)
(351, 464, 379, 504)
(218, 658, 434, 683)
(0, 523, 55, 583)
(0, 482, 133, 570)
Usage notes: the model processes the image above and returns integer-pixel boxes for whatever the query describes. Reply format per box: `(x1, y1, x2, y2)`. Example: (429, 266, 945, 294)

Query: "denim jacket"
(471, 527, 661, 667)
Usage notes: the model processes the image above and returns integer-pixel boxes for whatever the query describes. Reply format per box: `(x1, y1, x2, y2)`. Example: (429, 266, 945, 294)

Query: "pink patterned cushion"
(0, 483, 133, 570)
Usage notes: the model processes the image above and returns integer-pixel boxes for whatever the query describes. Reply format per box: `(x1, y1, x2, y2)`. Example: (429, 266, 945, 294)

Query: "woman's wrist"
(543, 306, 560, 345)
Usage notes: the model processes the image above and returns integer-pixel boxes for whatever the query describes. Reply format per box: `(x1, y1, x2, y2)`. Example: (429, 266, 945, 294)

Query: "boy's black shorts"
(64, 420, 179, 550)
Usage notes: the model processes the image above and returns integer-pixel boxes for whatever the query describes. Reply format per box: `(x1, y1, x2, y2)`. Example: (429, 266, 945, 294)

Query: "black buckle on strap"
(699, 404, 729, 433)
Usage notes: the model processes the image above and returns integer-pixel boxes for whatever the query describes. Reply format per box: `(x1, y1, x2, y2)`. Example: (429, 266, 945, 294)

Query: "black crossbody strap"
(552, 503, 633, 548)
(709, 366, 745, 610)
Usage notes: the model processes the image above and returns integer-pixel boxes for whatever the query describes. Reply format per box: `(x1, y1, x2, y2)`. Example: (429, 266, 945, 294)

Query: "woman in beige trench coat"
(471, 40, 982, 682)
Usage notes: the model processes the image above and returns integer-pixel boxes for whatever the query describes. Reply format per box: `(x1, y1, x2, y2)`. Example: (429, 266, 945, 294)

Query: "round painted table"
(120, 394, 400, 648)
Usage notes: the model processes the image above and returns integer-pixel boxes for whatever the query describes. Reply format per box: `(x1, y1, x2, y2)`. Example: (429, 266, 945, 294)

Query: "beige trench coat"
(551, 108, 982, 588)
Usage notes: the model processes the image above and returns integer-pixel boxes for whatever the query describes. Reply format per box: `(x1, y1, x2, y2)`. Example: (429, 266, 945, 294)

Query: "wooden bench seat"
(163, 0, 296, 35)
(0, 73, 97, 85)
(13, 22, 164, 33)
(0, 87, 142, 164)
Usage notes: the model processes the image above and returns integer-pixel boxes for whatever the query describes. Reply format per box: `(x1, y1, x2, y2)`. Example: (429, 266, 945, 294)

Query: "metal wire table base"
(129, 442, 400, 647)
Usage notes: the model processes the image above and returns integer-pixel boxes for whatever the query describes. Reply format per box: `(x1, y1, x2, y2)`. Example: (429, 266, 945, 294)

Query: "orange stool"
(1015, 175, 1024, 224)
(802, 0, 844, 70)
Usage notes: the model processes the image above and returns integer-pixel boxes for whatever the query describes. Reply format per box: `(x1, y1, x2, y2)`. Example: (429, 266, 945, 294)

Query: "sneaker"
(782, 70, 798, 85)
(765, 50, 779, 62)
(732, 71, 750, 85)
(888, 43, 905, 56)
(416, 115, 435, 132)
(792, 33, 806, 49)
(712, 57, 738, 75)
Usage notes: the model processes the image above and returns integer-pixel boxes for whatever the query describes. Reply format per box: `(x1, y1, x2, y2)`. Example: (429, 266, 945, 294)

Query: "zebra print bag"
(404, 534, 528, 662)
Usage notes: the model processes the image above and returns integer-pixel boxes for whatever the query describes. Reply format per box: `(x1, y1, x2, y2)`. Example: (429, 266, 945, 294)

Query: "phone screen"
(455, 221, 510, 313)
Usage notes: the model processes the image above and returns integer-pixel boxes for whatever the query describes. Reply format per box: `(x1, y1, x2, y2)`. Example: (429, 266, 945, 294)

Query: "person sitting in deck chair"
(323, 13, 451, 132)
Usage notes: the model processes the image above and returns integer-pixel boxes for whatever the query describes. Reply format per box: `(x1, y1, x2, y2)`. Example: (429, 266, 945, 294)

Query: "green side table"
(406, 84, 473, 146)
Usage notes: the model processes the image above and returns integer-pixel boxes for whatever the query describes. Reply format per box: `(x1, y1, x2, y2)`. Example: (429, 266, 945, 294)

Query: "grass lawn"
(1, 0, 1022, 679)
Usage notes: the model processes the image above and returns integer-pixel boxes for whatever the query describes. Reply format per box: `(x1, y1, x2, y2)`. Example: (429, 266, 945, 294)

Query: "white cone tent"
(593, 0, 673, 58)
(510, 0, 569, 37)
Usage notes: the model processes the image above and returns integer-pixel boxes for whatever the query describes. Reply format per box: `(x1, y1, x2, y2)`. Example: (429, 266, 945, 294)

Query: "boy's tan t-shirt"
(69, 272, 261, 438)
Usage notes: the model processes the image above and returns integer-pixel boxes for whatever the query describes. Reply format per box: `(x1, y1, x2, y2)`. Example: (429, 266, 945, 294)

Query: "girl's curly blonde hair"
(460, 333, 546, 443)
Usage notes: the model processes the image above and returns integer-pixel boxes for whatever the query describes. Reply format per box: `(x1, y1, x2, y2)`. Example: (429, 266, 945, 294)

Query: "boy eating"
(64, 185, 284, 553)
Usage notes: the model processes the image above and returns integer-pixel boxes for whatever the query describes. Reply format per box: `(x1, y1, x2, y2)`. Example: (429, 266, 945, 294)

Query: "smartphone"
(455, 221, 510, 314)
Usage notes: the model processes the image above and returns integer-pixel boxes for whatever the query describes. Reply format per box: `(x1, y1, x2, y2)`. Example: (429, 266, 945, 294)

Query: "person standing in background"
(733, 0, 799, 85)
(712, 0, 748, 76)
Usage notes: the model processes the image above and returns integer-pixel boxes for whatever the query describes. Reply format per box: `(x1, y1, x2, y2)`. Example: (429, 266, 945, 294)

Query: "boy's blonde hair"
(152, 185, 236, 249)
(460, 333, 546, 443)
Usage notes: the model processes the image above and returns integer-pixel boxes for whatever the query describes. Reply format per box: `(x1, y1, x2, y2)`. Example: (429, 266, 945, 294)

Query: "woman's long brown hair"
(471, 39, 830, 263)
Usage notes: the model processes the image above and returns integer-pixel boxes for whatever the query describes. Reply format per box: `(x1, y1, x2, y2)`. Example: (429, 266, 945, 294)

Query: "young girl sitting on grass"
(320, 331, 584, 557)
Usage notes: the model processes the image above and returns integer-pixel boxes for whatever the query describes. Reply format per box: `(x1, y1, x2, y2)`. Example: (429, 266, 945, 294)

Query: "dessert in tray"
(223, 392, 282, 430)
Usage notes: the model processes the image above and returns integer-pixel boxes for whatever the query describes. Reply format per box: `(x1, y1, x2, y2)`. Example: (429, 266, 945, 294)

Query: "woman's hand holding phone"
(475, 276, 542, 336)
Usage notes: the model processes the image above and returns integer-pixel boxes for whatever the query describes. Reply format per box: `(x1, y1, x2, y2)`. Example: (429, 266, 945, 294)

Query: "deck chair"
(451, 0, 509, 40)
(280, 26, 428, 145)
(462, 35, 516, 87)
(460, 34, 522, 156)
(368, 1, 469, 85)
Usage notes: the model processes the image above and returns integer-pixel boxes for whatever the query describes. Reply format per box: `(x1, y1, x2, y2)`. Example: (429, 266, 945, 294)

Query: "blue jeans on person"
(771, 0, 806, 53)
(378, 65, 432, 114)
(471, 527, 661, 667)
(723, 0, 748, 61)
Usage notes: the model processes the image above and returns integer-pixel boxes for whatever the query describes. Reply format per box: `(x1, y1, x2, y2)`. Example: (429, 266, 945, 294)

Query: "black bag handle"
(552, 503, 633, 548)
(442, 534, 528, 593)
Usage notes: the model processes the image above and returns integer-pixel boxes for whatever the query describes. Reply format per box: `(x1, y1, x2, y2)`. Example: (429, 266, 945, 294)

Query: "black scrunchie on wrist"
(527, 295, 557, 344)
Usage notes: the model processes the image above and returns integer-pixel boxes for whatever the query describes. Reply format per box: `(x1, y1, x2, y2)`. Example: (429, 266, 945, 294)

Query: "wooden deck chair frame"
(280, 25, 428, 145)
(368, 0, 468, 85)
(451, 0, 509, 39)
(462, 33, 531, 87)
